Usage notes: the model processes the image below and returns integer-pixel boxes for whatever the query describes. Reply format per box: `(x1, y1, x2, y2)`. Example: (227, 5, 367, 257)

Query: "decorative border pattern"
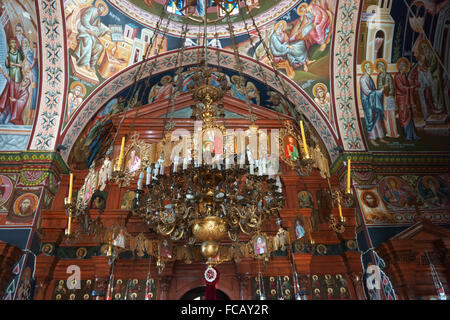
(108, 0, 301, 38)
(332, 0, 365, 151)
(29, 0, 66, 151)
(59, 48, 339, 162)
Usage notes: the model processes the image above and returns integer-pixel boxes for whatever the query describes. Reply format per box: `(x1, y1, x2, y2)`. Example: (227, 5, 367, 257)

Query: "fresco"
(63, 0, 171, 129)
(356, 0, 450, 152)
(3, 187, 41, 225)
(68, 67, 288, 169)
(225, 0, 336, 107)
(0, 0, 40, 150)
(356, 174, 450, 225)
(62, 0, 337, 132)
(0, 174, 15, 211)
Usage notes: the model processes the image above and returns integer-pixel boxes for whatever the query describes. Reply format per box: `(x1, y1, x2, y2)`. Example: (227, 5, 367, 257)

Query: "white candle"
(173, 156, 179, 172)
(138, 171, 144, 190)
(250, 164, 254, 175)
(146, 166, 151, 185)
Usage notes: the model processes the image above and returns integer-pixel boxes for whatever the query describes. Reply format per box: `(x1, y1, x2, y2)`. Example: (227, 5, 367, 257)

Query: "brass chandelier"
(130, 69, 284, 265)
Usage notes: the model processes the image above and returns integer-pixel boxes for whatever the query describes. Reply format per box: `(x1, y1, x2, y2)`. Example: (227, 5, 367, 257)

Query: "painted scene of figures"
(356, 0, 449, 151)
(0, 0, 39, 150)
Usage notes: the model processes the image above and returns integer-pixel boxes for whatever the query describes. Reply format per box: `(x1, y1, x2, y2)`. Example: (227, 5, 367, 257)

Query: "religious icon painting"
(5, 188, 40, 225)
(0, 174, 14, 211)
(356, 187, 394, 225)
(125, 147, 141, 174)
(90, 190, 107, 210)
(53, 280, 69, 300)
(297, 190, 314, 208)
(159, 238, 173, 260)
(417, 176, 450, 207)
(121, 190, 136, 210)
(251, 233, 272, 259)
(378, 176, 415, 208)
(279, 121, 304, 169)
(110, 225, 128, 250)
(293, 216, 306, 240)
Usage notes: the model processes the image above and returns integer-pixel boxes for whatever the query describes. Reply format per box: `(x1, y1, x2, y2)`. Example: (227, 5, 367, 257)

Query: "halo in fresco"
(378, 176, 415, 208)
(12, 193, 39, 218)
(417, 176, 450, 207)
(0, 175, 13, 205)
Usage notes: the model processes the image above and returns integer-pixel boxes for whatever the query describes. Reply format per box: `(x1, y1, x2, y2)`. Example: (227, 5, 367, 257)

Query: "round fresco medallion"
(417, 176, 450, 207)
(13, 193, 39, 218)
(346, 240, 357, 250)
(378, 176, 414, 208)
(0, 175, 13, 205)
(316, 244, 327, 255)
(83, 294, 90, 300)
(433, 214, 442, 221)
(405, 213, 413, 221)
(394, 214, 403, 222)
(41, 243, 55, 256)
(76, 247, 87, 259)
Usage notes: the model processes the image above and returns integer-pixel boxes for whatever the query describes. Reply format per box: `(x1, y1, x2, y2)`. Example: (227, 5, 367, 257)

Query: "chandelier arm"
(157, 222, 176, 236)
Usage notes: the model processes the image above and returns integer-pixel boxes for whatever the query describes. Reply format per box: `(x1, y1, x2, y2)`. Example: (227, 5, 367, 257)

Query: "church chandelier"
(62, 1, 355, 294)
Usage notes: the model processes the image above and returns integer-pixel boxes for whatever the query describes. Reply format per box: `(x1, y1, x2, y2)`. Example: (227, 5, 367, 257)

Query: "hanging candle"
(299, 120, 309, 159)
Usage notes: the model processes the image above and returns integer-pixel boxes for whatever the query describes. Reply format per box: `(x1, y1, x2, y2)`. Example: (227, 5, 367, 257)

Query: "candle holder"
(328, 189, 352, 234)
(111, 163, 131, 187)
(294, 156, 314, 176)
(329, 215, 345, 234)
(341, 188, 355, 207)
(64, 196, 77, 235)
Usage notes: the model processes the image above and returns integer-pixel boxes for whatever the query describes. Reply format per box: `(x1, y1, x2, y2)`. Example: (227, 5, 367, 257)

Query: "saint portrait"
(294, 217, 306, 240)
(298, 190, 314, 208)
(112, 227, 125, 249)
(283, 135, 300, 161)
(0, 175, 13, 208)
(9, 192, 39, 222)
(121, 190, 136, 210)
(90, 190, 106, 210)
(418, 176, 450, 207)
(254, 235, 267, 255)
(378, 176, 414, 208)
(125, 148, 141, 173)
(358, 188, 394, 224)
(160, 239, 172, 259)
(67, 82, 86, 119)
(313, 83, 332, 122)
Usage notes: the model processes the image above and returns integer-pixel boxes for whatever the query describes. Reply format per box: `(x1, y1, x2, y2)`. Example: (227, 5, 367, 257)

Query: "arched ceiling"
(19, 0, 448, 165)
(108, 0, 301, 37)
(59, 47, 341, 164)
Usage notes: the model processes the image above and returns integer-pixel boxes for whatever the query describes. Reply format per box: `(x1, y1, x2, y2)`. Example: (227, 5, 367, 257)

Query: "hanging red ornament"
(204, 266, 220, 300)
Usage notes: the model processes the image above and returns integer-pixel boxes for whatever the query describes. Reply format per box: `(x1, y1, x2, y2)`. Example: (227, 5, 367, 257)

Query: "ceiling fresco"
(355, 0, 450, 152)
(0, 0, 39, 151)
(0, 0, 443, 165)
(58, 0, 341, 164)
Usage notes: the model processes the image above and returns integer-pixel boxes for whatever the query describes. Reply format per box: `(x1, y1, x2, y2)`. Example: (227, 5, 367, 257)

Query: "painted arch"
(58, 47, 341, 162)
